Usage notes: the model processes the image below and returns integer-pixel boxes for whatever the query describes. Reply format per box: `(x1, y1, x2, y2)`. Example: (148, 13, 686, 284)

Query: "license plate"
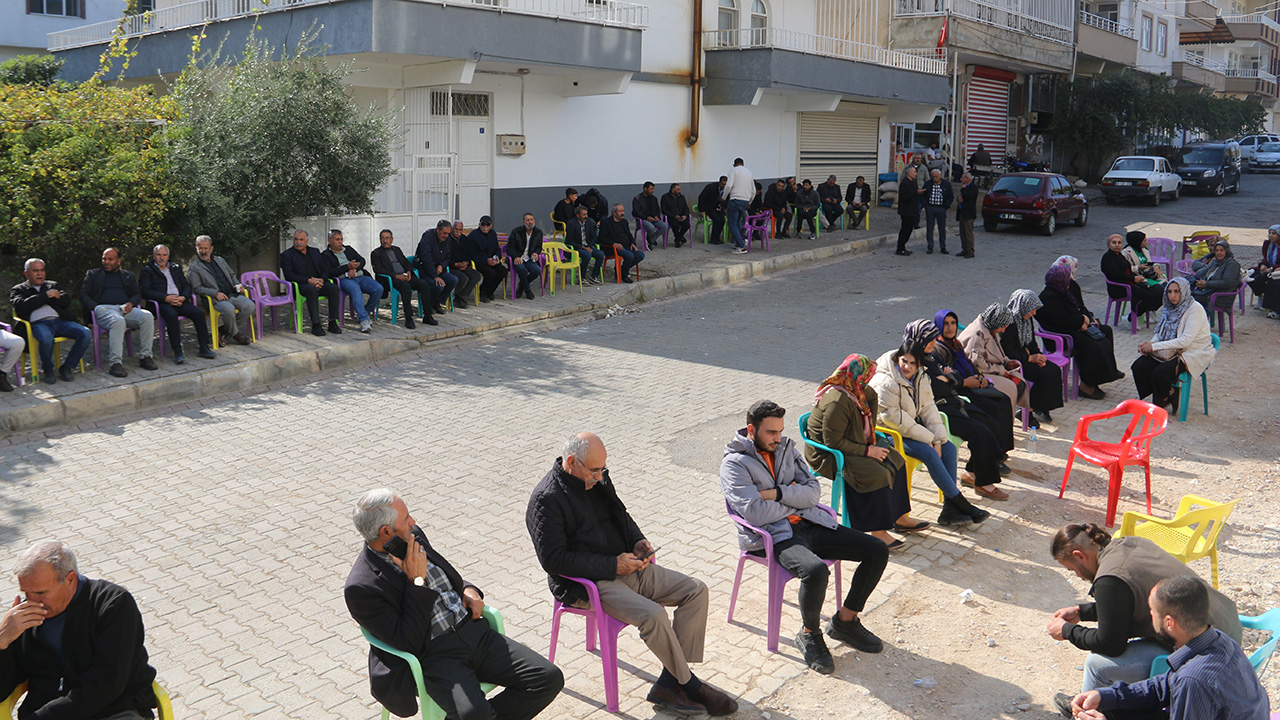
(999, 213, 1019, 220)
(1115, 181, 1132, 186)
(1183, 180, 1197, 185)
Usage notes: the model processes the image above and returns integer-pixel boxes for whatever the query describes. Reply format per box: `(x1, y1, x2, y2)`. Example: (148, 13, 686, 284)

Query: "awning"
(1179, 18, 1236, 45)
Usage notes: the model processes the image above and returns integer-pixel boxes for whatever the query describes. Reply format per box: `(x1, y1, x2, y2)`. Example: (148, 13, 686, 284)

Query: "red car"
(981, 172, 1088, 236)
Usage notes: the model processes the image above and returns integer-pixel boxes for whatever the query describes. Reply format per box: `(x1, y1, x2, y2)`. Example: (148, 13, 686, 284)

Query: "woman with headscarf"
(1248, 225, 1280, 317)
(912, 319, 1011, 500)
(932, 309, 1016, 456)
(1190, 240, 1242, 320)
(869, 339, 991, 525)
(805, 354, 929, 549)
(1132, 277, 1216, 412)
(959, 302, 1033, 426)
(1121, 231, 1164, 287)
(1038, 261, 1123, 400)
(1000, 289, 1065, 424)
(1101, 233, 1164, 317)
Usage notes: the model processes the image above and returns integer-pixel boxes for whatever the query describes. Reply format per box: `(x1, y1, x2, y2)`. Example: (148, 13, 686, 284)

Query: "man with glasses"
(525, 432, 738, 717)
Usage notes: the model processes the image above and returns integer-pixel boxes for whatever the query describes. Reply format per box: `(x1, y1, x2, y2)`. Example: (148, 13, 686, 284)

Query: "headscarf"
(903, 319, 941, 350)
(1045, 264, 1072, 294)
(1007, 289, 1043, 346)
(1268, 225, 1280, 266)
(933, 309, 977, 377)
(1053, 255, 1079, 278)
(1155, 277, 1193, 342)
(1126, 230, 1146, 253)
(815, 353, 875, 420)
(980, 302, 1016, 332)
(1200, 240, 1236, 281)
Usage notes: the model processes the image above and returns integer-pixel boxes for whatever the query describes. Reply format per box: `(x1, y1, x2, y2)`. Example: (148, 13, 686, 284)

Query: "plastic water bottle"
(1028, 427, 1038, 453)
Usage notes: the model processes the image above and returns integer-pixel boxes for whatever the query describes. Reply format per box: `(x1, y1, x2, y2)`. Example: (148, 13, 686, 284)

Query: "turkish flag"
(936, 18, 948, 58)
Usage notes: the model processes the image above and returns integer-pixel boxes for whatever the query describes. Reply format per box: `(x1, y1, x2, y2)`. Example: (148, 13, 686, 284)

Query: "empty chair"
(1116, 494, 1239, 588)
(541, 241, 582, 294)
(1146, 237, 1176, 278)
(1059, 399, 1169, 527)
(241, 270, 302, 336)
(743, 210, 772, 252)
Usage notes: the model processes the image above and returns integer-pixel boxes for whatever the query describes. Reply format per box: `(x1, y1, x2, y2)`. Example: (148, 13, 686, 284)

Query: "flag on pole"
(936, 18, 948, 58)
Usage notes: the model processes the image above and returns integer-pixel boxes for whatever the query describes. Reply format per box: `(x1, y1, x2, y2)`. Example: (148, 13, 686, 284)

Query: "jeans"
(900, 436, 960, 498)
(638, 218, 669, 248)
(578, 248, 605, 279)
(93, 304, 155, 365)
(771, 520, 889, 632)
(1081, 639, 1169, 692)
(338, 275, 383, 322)
(428, 273, 458, 308)
(512, 261, 541, 296)
(925, 206, 948, 251)
(616, 247, 645, 277)
(28, 318, 91, 373)
(727, 198, 749, 249)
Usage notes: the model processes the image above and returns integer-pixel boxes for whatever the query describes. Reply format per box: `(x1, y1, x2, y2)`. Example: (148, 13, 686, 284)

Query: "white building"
(2, 0, 122, 62)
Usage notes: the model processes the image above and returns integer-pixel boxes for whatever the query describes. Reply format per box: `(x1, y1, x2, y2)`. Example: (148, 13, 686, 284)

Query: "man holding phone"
(345, 490, 563, 720)
(526, 432, 739, 717)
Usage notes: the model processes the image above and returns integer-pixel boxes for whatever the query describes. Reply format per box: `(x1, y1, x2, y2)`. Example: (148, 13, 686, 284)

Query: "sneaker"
(826, 615, 884, 653)
(1269, 311, 1278, 319)
(998, 461, 1012, 477)
(173, 351, 186, 365)
(951, 493, 991, 524)
(731, 247, 748, 254)
(937, 496, 972, 526)
(359, 319, 372, 333)
(794, 629, 835, 674)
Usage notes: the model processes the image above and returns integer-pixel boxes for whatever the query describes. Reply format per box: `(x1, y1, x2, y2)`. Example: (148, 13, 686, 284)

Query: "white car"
(1247, 141, 1280, 172)
(1238, 133, 1280, 162)
(1099, 156, 1182, 206)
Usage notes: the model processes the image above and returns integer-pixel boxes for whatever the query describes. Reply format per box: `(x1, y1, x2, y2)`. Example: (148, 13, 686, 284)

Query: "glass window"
(28, 0, 81, 15)
(751, 0, 767, 30)
(1112, 158, 1156, 172)
(1156, 22, 1167, 56)
(1141, 16, 1152, 51)
(718, 0, 738, 31)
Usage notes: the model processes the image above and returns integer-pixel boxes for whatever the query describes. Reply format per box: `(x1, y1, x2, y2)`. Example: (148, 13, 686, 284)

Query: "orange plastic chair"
(1059, 399, 1169, 527)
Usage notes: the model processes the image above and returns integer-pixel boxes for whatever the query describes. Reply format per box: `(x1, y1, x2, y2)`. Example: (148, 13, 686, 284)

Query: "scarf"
(816, 353, 875, 424)
(1267, 225, 1280, 266)
(903, 319, 941, 349)
(980, 302, 1016, 333)
(933, 309, 977, 377)
(1201, 240, 1235, 281)
(1053, 255, 1079, 278)
(1006, 289, 1042, 347)
(1155, 277, 1193, 342)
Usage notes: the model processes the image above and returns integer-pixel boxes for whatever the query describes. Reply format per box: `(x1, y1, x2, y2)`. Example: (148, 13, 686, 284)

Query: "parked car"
(981, 172, 1087, 236)
(1237, 133, 1280, 162)
(1098, 156, 1182, 206)
(1173, 141, 1242, 196)
(1246, 141, 1280, 172)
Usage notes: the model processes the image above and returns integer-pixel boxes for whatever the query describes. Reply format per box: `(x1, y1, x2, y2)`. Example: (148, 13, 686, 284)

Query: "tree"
(166, 31, 398, 262)
(0, 55, 64, 87)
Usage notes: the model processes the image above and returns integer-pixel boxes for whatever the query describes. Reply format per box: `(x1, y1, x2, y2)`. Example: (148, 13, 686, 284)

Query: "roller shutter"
(964, 76, 1010, 161)
(798, 107, 880, 192)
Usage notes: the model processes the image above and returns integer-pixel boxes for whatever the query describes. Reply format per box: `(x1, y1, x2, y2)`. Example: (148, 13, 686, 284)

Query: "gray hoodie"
(720, 429, 837, 552)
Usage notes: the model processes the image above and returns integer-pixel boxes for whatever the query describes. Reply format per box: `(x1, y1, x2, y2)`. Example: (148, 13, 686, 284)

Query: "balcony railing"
(703, 27, 949, 75)
(1179, 49, 1227, 71)
(1220, 11, 1280, 34)
(49, 0, 649, 51)
(1079, 9, 1138, 37)
(1224, 67, 1279, 81)
(895, 0, 1075, 45)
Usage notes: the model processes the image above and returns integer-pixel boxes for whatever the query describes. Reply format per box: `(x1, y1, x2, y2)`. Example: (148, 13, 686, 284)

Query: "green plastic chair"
(360, 606, 506, 720)
(1149, 607, 1279, 678)
(1175, 333, 1220, 422)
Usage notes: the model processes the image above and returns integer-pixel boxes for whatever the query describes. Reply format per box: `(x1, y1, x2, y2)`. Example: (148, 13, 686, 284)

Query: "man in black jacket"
(506, 214, 545, 300)
(579, 188, 609, 224)
(763, 179, 793, 238)
(82, 247, 158, 378)
(139, 244, 214, 363)
(345, 490, 563, 720)
(280, 229, 341, 336)
(956, 173, 979, 259)
(551, 188, 578, 230)
(565, 206, 605, 285)
(896, 165, 919, 256)
(321, 230, 383, 333)
(526, 432, 738, 717)
(370, 229, 436, 328)
(465, 217, 508, 302)
(845, 176, 872, 230)
(632, 182, 669, 251)
(818, 175, 844, 231)
(697, 177, 727, 245)
(448, 221, 482, 309)
(0, 541, 158, 719)
(414, 221, 458, 314)
(9, 258, 92, 384)
(598, 204, 644, 283)
(659, 183, 692, 248)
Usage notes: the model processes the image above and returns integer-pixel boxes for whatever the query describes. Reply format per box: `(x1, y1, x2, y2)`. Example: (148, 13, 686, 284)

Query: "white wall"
(642, 0, 820, 72)
(3, 0, 124, 57)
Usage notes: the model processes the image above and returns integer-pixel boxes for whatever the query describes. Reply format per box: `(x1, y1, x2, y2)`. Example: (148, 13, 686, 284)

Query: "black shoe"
(311, 325, 326, 337)
(58, 365, 75, 382)
(454, 297, 469, 309)
(926, 248, 934, 254)
(1034, 409, 1053, 424)
(1053, 692, 1074, 718)
(174, 351, 186, 365)
(109, 363, 128, 378)
(688, 684, 738, 717)
(937, 497, 971, 526)
(998, 461, 1012, 477)
(197, 347, 216, 359)
(1080, 386, 1106, 400)
(941, 248, 950, 254)
(1026, 412, 1040, 429)
(433, 304, 447, 315)
(0, 372, 12, 392)
(645, 683, 705, 715)
(404, 318, 416, 329)
(139, 356, 158, 371)
(895, 249, 914, 256)
(328, 321, 342, 334)
(42, 370, 56, 385)
(424, 316, 438, 326)
(826, 615, 884, 653)
(622, 276, 634, 283)
(795, 629, 835, 674)
(950, 493, 991, 524)
(480, 294, 492, 303)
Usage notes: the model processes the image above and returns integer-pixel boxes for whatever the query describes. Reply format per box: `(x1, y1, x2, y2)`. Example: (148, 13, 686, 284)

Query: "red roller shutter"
(965, 75, 1010, 162)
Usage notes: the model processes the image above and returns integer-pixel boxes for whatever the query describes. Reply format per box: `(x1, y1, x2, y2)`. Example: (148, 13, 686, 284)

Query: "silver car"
(1247, 142, 1280, 173)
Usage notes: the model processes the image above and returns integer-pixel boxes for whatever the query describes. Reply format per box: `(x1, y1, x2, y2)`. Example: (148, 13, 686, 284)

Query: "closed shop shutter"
(964, 76, 1010, 162)
(799, 106, 880, 193)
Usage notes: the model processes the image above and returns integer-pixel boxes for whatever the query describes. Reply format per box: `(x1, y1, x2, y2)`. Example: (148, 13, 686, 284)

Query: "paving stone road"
(1, 175, 1274, 720)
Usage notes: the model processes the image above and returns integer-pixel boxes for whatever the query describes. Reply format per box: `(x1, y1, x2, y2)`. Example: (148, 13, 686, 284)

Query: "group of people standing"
(894, 155, 980, 258)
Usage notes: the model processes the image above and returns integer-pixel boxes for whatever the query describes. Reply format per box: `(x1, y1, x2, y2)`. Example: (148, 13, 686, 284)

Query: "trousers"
(959, 218, 976, 256)
(386, 275, 435, 320)
(821, 203, 843, 229)
(297, 281, 340, 326)
(451, 267, 482, 303)
(770, 520, 889, 632)
(925, 206, 948, 251)
(897, 214, 914, 252)
(846, 204, 868, 229)
(338, 275, 383, 322)
(1081, 639, 1169, 692)
(638, 218, 669, 249)
(27, 318, 91, 373)
(616, 248, 645, 278)
(703, 208, 726, 243)
(1131, 354, 1184, 409)
(93, 305, 155, 365)
(901, 437, 960, 498)
(0, 326, 27, 375)
(155, 299, 211, 351)
(476, 260, 508, 299)
(210, 294, 256, 337)
(593, 563, 707, 685)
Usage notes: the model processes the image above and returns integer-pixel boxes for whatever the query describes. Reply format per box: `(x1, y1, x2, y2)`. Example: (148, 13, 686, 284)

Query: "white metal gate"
(799, 106, 881, 191)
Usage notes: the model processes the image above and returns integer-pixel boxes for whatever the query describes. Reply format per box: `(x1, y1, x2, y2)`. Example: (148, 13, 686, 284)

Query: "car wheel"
(1170, 185, 1180, 201)
(1041, 213, 1056, 236)
(1230, 178, 1241, 194)
(1213, 181, 1225, 196)
(1075, 205, 1088, 227)
(983, 219, 999, 232)
(1149, 191, 1160, 207)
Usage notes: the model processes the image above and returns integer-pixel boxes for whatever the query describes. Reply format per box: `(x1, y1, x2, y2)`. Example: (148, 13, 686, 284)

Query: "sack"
(880, 181, 899, 193)
(1085, 324, 1107, 341)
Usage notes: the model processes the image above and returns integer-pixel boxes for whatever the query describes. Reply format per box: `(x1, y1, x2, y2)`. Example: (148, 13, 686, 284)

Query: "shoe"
(58, 365, 74, 382)
(1033, 409, 1053, 424)
(926, 248, 934, 254)
(937, 497, 971, 526)
(197, 347, 216, 359)
(941, 248, 950, 254)
(998, 461, 1012, 477)
(0, 372, 12, 392)
(894, 249, 913, 256)
(794, 629, 835, 674)
(975, 485, 1010, 501)
(173, 351, 186, 365)
(328, 321, 342, 334)
(42, 371, 55, 385)
(827, 615, 884, 653)
(622, 276, 634, 283)
(1080, 386, 1105, 400)
(109, 363, 128, 378)
(433, 304, 447, 315)
(404, 318, 416, 329)
(524, 289, 536, 300)
(960, 470, 977, 486)
(963, 252, 976, 258)
(892, 520, 931, 533)
(1111, 371, 1126, 381)
(139, 356, 158, 371)
(454, 297, 469, 309)
(885, 538, 906, 550)
(645, 683, 705, 715)
(1053, 692, 1074, 718)
(311, 325, 326, 337)
(480, 293, 493, 301)
(233, 333, 251, 346)
(359, 320, 372, 333)
(688, 683, 738, 717)
(1026, 412, 1040, 429)
(952, 493, 991, 524)
(424, 316, 439, 326)
(732, 247, 748, 254)
(1269, 311, 1279, 319)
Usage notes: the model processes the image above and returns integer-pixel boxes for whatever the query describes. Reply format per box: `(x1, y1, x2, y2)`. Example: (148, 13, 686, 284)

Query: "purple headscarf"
(932, 309, 978, 378)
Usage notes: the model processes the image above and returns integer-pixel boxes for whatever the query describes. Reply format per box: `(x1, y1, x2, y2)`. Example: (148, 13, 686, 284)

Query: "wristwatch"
(413, 576, 425, 587)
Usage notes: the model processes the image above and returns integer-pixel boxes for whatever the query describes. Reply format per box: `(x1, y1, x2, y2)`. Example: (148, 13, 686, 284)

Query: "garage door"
(964, 75, 1010, 162)
(799, 108, 880, 192)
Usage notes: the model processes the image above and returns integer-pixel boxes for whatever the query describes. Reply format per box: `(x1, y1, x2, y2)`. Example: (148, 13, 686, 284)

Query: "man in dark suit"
(763, 179, 792, 239)
(81, 247, 158, 378)
(414, 221, 458, 315)
(697, 177, 727, 245)
(505, 214, 545, 300)
(9, 258, 92, 384)
(139, 243, 215, 363)
(320, 229, 382, 333)
(957, 172, 979, 259)
(370, 228, 436, 328)
(465, 217, 508, 303)
(565, 206, 605, 285)
(660, 183, 692, 248)
(280, 229, 341, 336)
(344, 490, 563, 720)
(598, 203, 643, 283)
(845, 176, 872, 230)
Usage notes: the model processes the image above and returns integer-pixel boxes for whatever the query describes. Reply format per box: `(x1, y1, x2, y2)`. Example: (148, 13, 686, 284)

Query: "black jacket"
(763, 185, 790, 214)
(413, 233, 450, 279)
(579, 189, 609, 223)
(10, 280, 77, 323)
(370, 245, 414, 280)
(0, 577, 157, 719)
(845, 183, 872, 206)
(344, 528, 482, 719)
(1038, 282, 1096, 334)
(138, 262, 193, 303)
(526, 459, 645, 606)
(564, 217, 598, 253)
(921, 178, 954, 208)
(632, 192, 660, 221)
(817, 181, 843, 207)
(597, 217, 635, 250)
(552, 198, 577, 227)
(505, 226, 544, 261)
(80, 268, 143, 321)
(659, 192, 690, 221)
(320, 246, 371, 279)
(697, 183, 724, 213)
(897, 177, 920, 216)
(1101, 251, 1139, 298)
(279, 246, 327, 285)
(466, 228, 504, 265)
(957, 181, 979, 220)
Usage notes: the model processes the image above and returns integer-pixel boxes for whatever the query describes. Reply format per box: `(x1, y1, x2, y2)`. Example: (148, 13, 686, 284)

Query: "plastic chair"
(149, 300, 193, 358)
(600, 245, 635, 284)
(374, 274, 402, 325)
(1115, 493, 1239, 588)
(797, 411, 851, 526)
(694, 204, 728, 245)
(1146, 237, 1176, 278)
(1, 681, 173, 719)
(196, 293, 257, 348)
(744, 211, 771, 252)
(542, 242, 582, 295)
(1103, 279, 1151, 335)
(1208, 281, 1247, 343)
(89, 310, 137, 369)
(1175, 333, 1220, 422)
(361, 607, 505, 720)
(870, 425, 925, 498)
(1149, 607, 1280, 679)
(549, 212, 566, 241)
(242, 270, 302, 336)
(1058, 399, 1169, 527)
(548, 576, 627, 713)
(633, 214, 668, 251)
(1175, 259, 1194, 276)
(1035, 329, 1079, 401)
(1182, 231, 1226, 260)
(0, 322, 25, 388)
(725, 499, 843, 653)
(507, 253, 547, 299)
(7, 319, 85, 383)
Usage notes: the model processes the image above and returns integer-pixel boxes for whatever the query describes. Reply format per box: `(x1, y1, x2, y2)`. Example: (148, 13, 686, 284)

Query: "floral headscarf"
(933, 309, 977, 377)
(1053, 255, 1079, 278)
(1007, 289, 1043, 346)
(815, 353, 875, 419)
(1155, 277, 1193, 342)
(980, 302, 1016, 332)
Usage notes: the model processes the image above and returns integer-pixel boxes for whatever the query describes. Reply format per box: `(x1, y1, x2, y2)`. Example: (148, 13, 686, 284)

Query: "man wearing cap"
(466, 216, 508, 302)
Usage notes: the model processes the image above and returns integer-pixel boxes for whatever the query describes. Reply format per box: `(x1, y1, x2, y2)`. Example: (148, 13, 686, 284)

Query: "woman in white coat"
(959, 303, 1032, 426)
(1131, 277, 1216, 413)
(870, 340, 990, 526)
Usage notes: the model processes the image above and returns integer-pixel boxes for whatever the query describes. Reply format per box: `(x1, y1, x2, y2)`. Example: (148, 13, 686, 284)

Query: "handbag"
(1085, 324, 1107, 341)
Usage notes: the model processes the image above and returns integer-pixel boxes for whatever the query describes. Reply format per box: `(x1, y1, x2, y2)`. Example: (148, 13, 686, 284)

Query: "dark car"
(981, 172, 1088, 236)
(1173, 141, 1241, 196)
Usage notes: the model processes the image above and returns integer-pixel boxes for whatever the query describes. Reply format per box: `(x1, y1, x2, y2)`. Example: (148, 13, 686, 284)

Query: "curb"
(0, 231, 895, 437)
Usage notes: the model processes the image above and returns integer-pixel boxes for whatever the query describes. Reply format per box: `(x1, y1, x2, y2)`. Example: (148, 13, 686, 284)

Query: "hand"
(1080, 319, 1091, 332)
(962, 376, 981, 388)
(0, 595, 47, 650)
(1195, 280, 1206, 289)
(348, 260, 360, 271)
(1046, 615, 1070, 641)
(396, 273, 410, 282)
(1071, 691, 1103, 718)
(1075, 710, 1106, 720)
(1004, 360, 1021, 370)
(121, 302, 134, 314)
(614, 243, 623, 251)
(633, 539, 655, 561)
(487, 259, 499, 267)
(434, 278, 445, 287)
(462, 587, 484, 619)
(309, 278, 324, 289)
(45, 288, 62, 299)
(347, 269, 357, 278)
(215, 292, 229, 301)
(436, 266, 443, 274)
(932, 441, 944, 458)
(759, 488, 778, 501)
(616, 552, 648, 576)
(1030, 354, 1047, 367)
(1138, 341, 1154, 355)
(1053, 606, 1081, 623)
(867, 445, 890, 461)
(389, 535, 429, 583)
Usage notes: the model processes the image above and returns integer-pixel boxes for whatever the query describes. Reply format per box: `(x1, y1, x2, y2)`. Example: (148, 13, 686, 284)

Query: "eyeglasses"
(586, 466, 607, 477)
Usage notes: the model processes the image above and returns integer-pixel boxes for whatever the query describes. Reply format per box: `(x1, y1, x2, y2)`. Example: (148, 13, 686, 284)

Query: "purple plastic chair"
(90, 310, 137, 369)
(1175, 259, 1194, 276)
(1208, 281, 1246, 343)
(725, 499, 842, 653)
(149, 300, 193, 358)
(1146, 237, 1176, 278)
(507, 253, 547, 299)
(548, 575, 628, 713)
(0, 321, 24, 387)
(1103, 278, 1151, 335)
(241, 270, 301, 336)
(1035, 329, 1079, 401)
(633, 214, 668, 251)
(744, 211, 772, 252)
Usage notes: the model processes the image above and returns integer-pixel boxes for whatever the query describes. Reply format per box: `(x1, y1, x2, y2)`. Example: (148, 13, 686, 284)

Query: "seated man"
(189, 235, 257, 346)
(794, 180, 820, 239)
(598, 203, 644, 283)
(818, 175, 844, 231)
(698, 177, 728, 245)
(506, 214, 545, 301)
(449, 221, 482, 308)
(763, 179, 793, 238)
(845, 176, 872, 229)
(9, 258, 91, 384)
(465, 217, 508, 302)
(0, 323, 21, 392)
(526, 433, 738, 716)
(1066, 576, 1269, 720)
(345, 490, 563, 720)
(321, 229, 383, 333)
(0, 541, 158, 718)
(281, 229, 342, 336)
(721, 400, 889, 674)
(414, 221, 459, 315)
(370, 228, 436, 328)
(565, 206, 605, 285)
(660, 183, 692, 248)
(139, 243, 215, 362)
(632, 182, 669, 250)
(81, 247, 158, 378)
(551, 188, 578, 230)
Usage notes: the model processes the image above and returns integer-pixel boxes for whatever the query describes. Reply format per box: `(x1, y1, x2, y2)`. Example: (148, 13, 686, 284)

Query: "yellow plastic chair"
(198, 294, 258, 348)
(1181, 230, 1228, 260)
(874, 425, 932, 501)
(1115, 494, 1239, 588)
(541, 241, 582, 295)
(11, 319, 86, 383)
(2, 681, 173, 719)
(549, 213, 566, 241)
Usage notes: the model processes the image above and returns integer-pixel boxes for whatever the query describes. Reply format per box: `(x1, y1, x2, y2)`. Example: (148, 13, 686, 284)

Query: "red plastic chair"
(548, 575, 630, 713)
(1059, 399, 1169, 527)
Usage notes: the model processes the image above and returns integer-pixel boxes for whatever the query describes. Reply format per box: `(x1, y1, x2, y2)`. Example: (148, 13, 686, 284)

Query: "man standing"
(660, 183, 691, 248)
(956, 173, 979, 259)
(899, 154, 927, 229)
(10, 258, 92, 384)
(818, 175, 844, 232)
(721, 401, 889, 675)
(598, 203, 645, 283)
(189, 235, 256, 346)
(320, 229, 383, 333)
(698, 177, 728, 245)
(921, 169, 954, 255)
(370, 229, 435, 328)
(506, 214, 545, 301)
(845, 176, 872, 230)
(281, 229, 342, 336)
(345, 490, 564, 720)
(527, 433, 738, 716)
(414, 221, 459, 315)
(722, 158, 754, 253)
(0, 541, 158, 719)
(449, 221, 482, 308)
(580, 188, 610, 224)
(465, 217, 508, 302)
(565, 206, 605, 285)
(140, 243, 215, 362)
(81, 247, 158, 378)
(895, 166, 919, 256)
(763, 179, 793, 238)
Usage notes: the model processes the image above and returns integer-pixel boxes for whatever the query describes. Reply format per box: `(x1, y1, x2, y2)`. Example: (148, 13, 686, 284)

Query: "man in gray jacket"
(189, 235, 256, 345)
(720, 400, 889, 675)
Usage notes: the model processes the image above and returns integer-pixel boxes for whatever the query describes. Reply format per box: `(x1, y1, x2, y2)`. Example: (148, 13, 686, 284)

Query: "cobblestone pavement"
(0, 176, 1274, 720)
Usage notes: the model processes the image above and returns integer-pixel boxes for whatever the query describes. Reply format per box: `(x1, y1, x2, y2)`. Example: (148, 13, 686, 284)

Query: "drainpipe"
(688, 0, 703, 147)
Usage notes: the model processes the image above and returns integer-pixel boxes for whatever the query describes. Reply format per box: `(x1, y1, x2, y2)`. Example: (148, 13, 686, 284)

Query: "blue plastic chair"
(1175, 333, 1220, 422)
(798, 411, 851, 527)
(1149, 607, 1279, 678)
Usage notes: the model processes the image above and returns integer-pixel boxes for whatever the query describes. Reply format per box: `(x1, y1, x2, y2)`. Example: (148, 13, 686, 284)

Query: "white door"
(456, 118, 491, 223)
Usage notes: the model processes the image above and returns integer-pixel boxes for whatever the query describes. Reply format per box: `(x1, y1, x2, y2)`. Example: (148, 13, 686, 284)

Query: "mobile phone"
(636, 546, 660, 561)
(383, 536, 409, 560)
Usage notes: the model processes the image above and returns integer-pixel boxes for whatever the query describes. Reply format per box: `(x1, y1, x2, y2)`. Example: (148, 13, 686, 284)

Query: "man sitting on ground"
(139, 243, 215, 362)
(10, 258, 92, 385)
(698, 177, 728, 245)
(190, 235, 256, 346)
(632, 182, 669, 250)
(660, 183, 692, 248)
(281, 229, 342, 336)
(81, 247, 158, 378)
(321, 229, 383, 333)
(598, 203, 644, 283)
(845, 176, 872, 229)
(763, 179, 793, 238)
(565, 206, 605, 285)
(818, 175, 844, 231)
(370, 229, 435, 328)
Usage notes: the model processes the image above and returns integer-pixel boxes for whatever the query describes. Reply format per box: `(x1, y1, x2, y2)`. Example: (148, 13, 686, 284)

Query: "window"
(718, 0, 738, 31)
(1156, 22, 1167, 56)
(1140, 15, 1152, 51)
(27, 0, 81, 16)
(751, 0, 768, 30)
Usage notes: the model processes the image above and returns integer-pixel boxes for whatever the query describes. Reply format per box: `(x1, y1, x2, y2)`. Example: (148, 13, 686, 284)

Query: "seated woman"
(1101, 233, 1163, 318)
(932, 309, 1016, 458)
(805, 353, 929, 549)
(869, 340, 990, 526)
(911, 319, 1012, 501)
(960, 302, 1033, 427)
(1001, 289, 1065, 425)
(1122, 231, 1165, 286)
(1251, 224, 1280, 319)
(1132, 277, 1216, 413)
(1038, 262, 1123, 400)
(1189, 240, 1242, 319)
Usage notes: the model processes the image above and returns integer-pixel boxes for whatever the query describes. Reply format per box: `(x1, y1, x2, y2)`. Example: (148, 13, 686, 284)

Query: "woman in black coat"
(1038, 260, 1123, 400)
(1001, 289, 1064, 424)
(1100, 233, 1163, 316)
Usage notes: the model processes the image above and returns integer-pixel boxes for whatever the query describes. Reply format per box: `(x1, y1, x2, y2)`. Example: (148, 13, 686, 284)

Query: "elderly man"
(632, 182, 669, 250)
(189, 235, 256, 346)
(281, 229, 341, 336)
(598, 203, 644, 283)
(506, 214, 544, 300)
(139, 244, 215, 362)
(818, 175, 844, 232)
(414, 221, 458, 315)
(9, 258, 92, 384)
(921, 169, 954, 255)
(899, 154, 927, 229)
(564, 206, 605, 285)
(527, 433, 738, 716)
(845, 176, 872, 230)
(81, 247, 158, 378)
(345, 490, 563, 720)
(449, 221, 482, 308)
(0, 541, 158, 718)
(320, 229, 382, 333)
(895, 165, 919, 256)
(465, 216, 509, 302)
(370, 228, 435, 328)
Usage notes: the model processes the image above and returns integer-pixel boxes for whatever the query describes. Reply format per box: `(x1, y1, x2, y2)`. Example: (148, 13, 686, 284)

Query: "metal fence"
(1078, 8, 1136, 37)
(702, 26, 948, 75)
(895, 0, 1075, 45)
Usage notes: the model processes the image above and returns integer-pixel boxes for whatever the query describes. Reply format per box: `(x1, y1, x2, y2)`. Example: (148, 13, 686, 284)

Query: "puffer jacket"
(720, 430, 835, 551)
(869, 350, 947, 444)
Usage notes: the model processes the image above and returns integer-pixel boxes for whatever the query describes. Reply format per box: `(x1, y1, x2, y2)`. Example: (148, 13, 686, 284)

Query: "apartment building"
(2, 0, 119, 61)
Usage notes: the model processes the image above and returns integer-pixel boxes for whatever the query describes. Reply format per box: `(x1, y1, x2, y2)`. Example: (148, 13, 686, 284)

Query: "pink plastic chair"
(548, 575, 628, 713)
(1146, 237, 1176, 278)
(241, 270, 301, 336)
(1103, 278, 1151, 335)
(149, 300, 193, 358)
(1059, 399, 1169, 527)
(725, 499, 842, 652)
(633, 214, 669, 250)
(743, 211, 772, 252)
(1035, 329, 1078, 401)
